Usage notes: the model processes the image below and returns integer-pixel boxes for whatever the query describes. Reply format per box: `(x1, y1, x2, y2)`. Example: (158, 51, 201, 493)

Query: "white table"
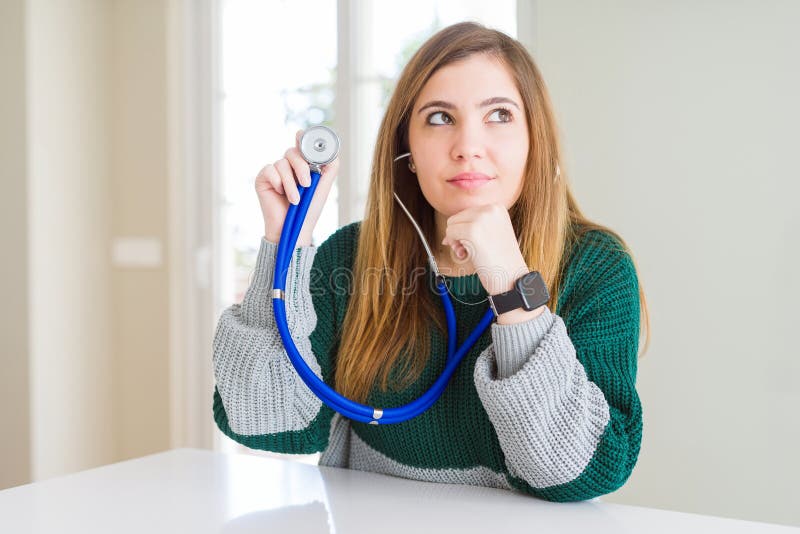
(0, 448, 796, 533)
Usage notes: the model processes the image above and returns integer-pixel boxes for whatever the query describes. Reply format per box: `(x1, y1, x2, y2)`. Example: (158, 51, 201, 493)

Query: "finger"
(318, 156, 340, 184)
(258, 163, 284, 195)
(441, 221, 473, 245)
(447, 241, 469, 263)
(443, 229, 475, 261)
(320, 156, 339, 178)
(450, 240, 468, 255)
(295, 129, 304, 149)
(274, 158, 300, 205)
(285, 147, 311, 187)
(456, 241, 474, 260)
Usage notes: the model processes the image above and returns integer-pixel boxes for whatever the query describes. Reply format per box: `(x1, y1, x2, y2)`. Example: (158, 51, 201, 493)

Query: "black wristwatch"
(487, 271, 550, 317)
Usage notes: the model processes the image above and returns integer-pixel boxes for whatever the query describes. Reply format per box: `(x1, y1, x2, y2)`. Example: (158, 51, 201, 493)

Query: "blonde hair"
(334, 22, 651, 404)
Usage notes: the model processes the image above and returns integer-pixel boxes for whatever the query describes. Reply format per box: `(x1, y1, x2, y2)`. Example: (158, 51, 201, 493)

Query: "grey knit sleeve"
(212, 237, 327, 437)
(473, 306, 611, 489)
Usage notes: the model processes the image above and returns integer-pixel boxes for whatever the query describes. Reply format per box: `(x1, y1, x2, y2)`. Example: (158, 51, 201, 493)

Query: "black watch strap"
(488, 289, 525, 316)
(487, 271, 549, 317)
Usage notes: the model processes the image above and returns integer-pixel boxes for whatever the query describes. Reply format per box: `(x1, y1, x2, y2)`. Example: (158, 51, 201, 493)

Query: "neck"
(434, 210, 447, 256)
(436, 259, 476, 277)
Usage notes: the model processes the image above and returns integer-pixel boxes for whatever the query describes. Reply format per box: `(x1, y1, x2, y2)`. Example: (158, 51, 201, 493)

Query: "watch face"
(516, 272, 549, 310)
(518, 272, 541, 293)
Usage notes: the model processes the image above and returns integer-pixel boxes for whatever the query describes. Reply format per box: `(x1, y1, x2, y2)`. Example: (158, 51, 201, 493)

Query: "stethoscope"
(272, 125, 496, 425)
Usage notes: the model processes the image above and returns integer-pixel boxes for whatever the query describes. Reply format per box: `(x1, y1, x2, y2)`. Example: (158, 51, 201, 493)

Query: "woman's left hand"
(441, 203, 530, 296)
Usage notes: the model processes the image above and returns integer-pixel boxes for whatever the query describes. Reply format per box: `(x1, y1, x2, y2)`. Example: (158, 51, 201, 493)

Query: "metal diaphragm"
(299, 125, 340, 166)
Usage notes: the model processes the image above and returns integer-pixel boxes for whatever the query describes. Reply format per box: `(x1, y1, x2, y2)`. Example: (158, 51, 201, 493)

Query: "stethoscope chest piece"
(299, 125, 340, 168)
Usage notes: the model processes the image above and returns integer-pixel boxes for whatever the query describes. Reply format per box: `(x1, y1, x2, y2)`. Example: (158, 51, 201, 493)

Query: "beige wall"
(0, 0, 32, 490)
(0, 0, 171, 488)
(110, 0, 171, 462)
(27, 0, 116, 482)
(522, 0, 800, 527)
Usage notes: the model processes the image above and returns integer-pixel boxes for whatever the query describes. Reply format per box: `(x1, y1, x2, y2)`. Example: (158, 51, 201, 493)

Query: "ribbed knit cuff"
(474, 312, 611, 489)
(489, 306, 555, 379)
(240, 237, 317, 329)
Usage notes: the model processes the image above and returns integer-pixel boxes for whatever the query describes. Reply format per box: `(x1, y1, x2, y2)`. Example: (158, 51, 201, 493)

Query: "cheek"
(497, 136, 529, 204)
(496, 137, 528, 178)
(417, 173, 445, 202)
(414, 139, 446, 171)
(415, 147, 450, 188)
(511, 128, 530, 164)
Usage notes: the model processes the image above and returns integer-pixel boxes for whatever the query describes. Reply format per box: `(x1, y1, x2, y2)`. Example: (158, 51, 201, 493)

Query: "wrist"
(484, 259, 529, 296)
(487, 261, 549, 323)
(264, 232, 312, 247)
(496, 305, 546, 325)
(296, 234, 312, 247)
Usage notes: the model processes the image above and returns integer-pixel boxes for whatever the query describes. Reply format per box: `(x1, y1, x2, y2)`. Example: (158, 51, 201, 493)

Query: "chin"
(437, 200, 476, 218)
(455, 195, 497, 206)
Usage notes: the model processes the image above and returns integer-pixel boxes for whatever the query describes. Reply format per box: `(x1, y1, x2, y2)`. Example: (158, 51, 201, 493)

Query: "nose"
(449, 122, 485, 162)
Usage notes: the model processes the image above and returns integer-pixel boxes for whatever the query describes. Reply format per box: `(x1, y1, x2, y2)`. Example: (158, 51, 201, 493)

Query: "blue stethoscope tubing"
(272, 125, 495, 425)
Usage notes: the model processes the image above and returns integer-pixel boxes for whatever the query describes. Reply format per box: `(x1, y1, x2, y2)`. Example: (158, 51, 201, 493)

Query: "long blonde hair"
(334, 22, 651, 404)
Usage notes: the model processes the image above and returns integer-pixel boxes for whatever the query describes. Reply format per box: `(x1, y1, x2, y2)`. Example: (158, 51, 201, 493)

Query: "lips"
(447, 172, 493, 182)
(447, 172, 494, 190)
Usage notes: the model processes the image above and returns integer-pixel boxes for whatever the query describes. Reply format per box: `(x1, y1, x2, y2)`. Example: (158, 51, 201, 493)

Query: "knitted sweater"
(212, 221, 642, 502)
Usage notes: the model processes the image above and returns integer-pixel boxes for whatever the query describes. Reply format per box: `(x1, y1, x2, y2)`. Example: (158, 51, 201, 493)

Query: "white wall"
(521, 0, 800, 527)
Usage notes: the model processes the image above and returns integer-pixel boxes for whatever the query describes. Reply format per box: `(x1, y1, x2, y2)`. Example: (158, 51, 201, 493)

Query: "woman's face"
(407, 53, 530, 219)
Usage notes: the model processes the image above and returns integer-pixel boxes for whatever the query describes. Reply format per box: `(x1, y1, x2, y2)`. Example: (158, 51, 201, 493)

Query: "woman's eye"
(488, 108, 512, 123)
(427, 111, 453, 125)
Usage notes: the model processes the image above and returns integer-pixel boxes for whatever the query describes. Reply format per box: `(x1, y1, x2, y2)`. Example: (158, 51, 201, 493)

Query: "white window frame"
(168, 0, 532, 450)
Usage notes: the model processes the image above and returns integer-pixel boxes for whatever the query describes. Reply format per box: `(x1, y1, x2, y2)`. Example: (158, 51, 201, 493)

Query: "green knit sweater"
(212, 221, 642, 502)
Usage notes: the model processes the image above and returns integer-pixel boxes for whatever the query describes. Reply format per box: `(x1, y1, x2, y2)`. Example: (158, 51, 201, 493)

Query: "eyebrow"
(416, 96, 521, 115)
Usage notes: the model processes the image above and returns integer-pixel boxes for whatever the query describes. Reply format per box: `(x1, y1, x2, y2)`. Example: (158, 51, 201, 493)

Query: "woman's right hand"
(256, 129, 340, 246)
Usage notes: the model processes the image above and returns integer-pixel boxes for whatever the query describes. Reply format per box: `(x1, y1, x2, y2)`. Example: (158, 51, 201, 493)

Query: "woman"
(212, 21, 651, 502)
